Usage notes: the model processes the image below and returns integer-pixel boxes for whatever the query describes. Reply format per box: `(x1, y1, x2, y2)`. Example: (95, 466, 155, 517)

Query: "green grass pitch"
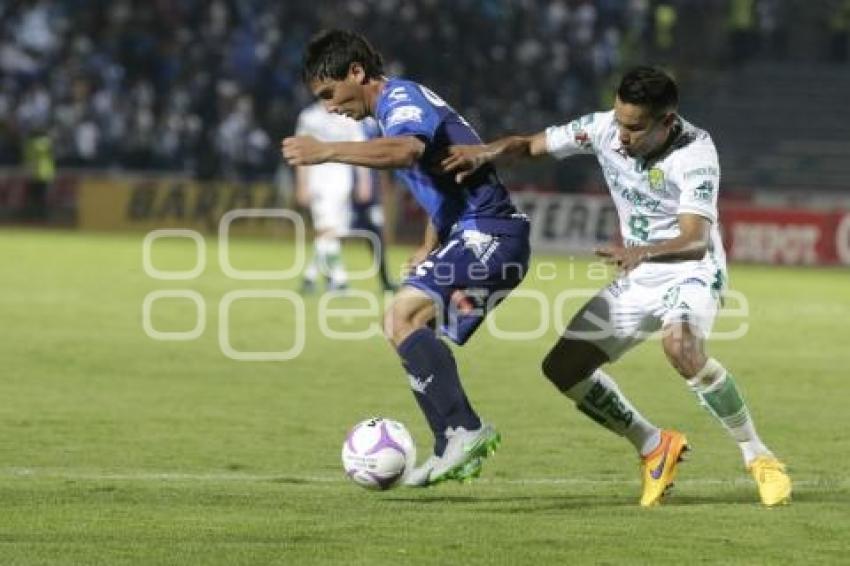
(1, 228, 848, 565)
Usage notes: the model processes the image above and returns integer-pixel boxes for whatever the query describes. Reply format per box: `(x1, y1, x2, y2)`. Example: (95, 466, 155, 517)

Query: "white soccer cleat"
(403, 454, 441, 487)
(427, 423, 501, 485)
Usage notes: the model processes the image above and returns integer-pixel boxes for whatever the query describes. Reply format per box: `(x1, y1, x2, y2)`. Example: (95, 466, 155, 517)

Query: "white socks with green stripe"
(311, 236, 347, 286)
(566, 370, 661, 457)
(687, 358, 771, 465)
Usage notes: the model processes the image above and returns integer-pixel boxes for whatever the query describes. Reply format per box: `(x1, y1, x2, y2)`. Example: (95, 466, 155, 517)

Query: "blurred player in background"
(283, 29, 531, 487)
(294, 101, 370, 293)
(352, 117, 398, 293)
(443, 66, 791, 507)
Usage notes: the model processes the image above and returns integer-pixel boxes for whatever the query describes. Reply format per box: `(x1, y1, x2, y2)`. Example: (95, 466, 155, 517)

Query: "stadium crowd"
(0, 0, 843, 180)
(0, 0, 649, 179)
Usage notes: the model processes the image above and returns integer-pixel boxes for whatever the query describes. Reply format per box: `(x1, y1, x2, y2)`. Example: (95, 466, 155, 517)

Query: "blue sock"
(405, 370, 448, 456)
(397, 328, 481, 436)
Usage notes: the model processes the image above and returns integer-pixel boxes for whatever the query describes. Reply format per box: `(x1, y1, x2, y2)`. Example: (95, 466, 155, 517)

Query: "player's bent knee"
(542, 339, 607, 392)
(383, 307, 411, 345)
(661, 329, 706, 378)
(383, 304, 433, 347)
(541, 351, 570, 390)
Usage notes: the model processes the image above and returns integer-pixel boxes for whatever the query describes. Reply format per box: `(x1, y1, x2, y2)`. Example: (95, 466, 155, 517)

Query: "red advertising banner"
(721, 207, 850, 266)
(0, 173, 78, 225)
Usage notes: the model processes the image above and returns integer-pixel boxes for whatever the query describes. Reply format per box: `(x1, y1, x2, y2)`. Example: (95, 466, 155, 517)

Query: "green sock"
(315, 237, 344, 282)
(324, 251, 341, 272)
(566, 370, 660, 455)
(699, 373, 749, 429)
(688, 358, 771, 463)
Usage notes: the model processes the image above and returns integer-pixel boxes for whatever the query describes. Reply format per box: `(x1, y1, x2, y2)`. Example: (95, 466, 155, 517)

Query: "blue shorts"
(404, 223, 530, 345)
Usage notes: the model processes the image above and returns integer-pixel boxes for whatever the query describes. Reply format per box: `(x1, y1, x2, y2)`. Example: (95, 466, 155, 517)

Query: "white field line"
(1, 468, 846, 488)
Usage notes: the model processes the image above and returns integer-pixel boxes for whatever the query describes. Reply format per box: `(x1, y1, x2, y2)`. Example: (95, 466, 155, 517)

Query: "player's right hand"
(441, 145, 489, 183)
(281, 135, 332, 166)
(595, 245, 651, 273)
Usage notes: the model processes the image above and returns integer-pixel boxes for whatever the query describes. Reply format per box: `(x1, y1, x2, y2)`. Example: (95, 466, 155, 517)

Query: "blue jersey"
(363, 116, 381, 141)
(375, 78, 521, 241)
(357, 118, 382, 207)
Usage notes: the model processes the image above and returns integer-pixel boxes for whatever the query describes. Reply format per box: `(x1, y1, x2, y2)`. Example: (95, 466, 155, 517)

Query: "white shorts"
(309, 184, 352, 233)
(564, 264, 723, 361)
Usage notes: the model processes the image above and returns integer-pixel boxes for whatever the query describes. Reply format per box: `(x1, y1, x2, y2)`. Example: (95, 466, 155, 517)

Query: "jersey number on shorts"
(415, 260, 435, 277)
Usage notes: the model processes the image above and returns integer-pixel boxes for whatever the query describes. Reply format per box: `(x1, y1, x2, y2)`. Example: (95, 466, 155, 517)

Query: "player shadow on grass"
(673, 487, 834, 507)
(386, 487, 834, 509)
(270, 476, 316, 485)
(386, 494, 634, 510)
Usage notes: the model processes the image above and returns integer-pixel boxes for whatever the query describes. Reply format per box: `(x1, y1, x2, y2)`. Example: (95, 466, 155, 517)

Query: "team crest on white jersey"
(648, 167, 666, 194)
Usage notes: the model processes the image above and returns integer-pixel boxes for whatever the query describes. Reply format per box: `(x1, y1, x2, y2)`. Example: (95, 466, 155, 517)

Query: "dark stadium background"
(1, 0, 848, 262)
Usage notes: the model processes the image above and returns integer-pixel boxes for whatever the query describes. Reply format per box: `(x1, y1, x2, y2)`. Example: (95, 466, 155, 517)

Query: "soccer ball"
(341, 417, 416, 490)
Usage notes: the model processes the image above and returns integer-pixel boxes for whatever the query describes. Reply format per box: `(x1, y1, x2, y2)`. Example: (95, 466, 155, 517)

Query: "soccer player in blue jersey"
(282, 30, 531, 486)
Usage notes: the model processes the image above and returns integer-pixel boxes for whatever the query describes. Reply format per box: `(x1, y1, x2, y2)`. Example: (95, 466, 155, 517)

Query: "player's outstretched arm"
(282, 135, 426, 169)
(441, 132, 549, 182)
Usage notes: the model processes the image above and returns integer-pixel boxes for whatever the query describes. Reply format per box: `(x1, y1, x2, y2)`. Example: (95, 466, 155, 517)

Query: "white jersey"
(545, 110, 727, 280)
(295, 102, 365, 191)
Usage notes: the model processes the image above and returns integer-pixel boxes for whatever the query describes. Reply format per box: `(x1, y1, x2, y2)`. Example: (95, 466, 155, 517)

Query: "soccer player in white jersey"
(294, 101, 371, 292)
(442, 66, 791, 506)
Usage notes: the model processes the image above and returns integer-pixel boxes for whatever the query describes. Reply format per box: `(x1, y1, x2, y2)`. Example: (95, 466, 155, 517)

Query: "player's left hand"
(595, 245, 652, 273)
(281, 136, 332, 166)
(440, 145, 490, 183)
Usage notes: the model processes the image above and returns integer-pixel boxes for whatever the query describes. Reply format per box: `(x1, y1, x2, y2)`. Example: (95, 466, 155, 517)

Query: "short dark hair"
(302, 29, 384, 84)
(616, 66, 678, 116)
